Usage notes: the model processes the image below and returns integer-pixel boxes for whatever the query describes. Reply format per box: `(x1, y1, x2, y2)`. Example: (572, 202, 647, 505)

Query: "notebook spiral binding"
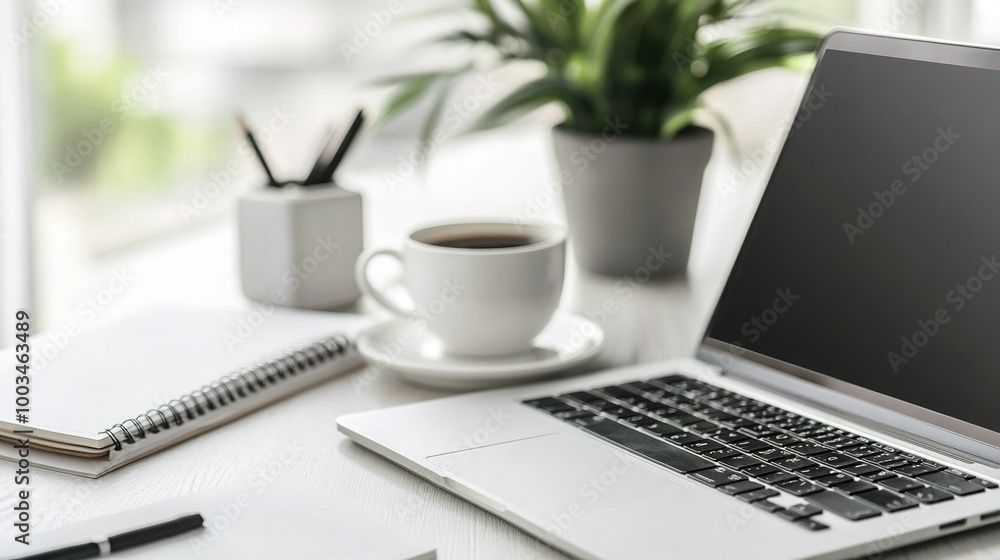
(101, 334, 350, 451)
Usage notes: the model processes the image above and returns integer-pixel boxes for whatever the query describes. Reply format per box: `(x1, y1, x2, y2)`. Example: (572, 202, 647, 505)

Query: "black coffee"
(429, 234, 537, 249)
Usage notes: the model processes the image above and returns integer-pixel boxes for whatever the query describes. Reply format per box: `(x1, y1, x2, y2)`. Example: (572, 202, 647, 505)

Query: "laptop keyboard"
(524, 374, 998, 531)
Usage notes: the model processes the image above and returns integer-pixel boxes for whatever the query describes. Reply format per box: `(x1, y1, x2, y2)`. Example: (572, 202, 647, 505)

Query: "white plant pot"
(552, 125, 714, 276)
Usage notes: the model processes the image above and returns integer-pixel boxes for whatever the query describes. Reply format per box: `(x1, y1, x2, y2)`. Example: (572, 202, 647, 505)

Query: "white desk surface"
(26, 127, 1000, 559)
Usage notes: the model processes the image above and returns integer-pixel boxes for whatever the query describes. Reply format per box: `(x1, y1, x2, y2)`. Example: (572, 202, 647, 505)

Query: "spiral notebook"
(0, 306, 369, 478)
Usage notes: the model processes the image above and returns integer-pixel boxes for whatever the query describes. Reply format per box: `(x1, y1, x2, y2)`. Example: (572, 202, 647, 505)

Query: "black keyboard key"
(837, 480, 877, 495)
(731, 439, 771, 453)
(843, 463, 879, 476)
(760, 471, 799, 485)
(753, 499, 785, 513)
(737, 488, 780, 502)
(853, 489, 920, 512)
(774, 457, 819, 471)
(671, 413, 703, 426)
(881, 477, 923, 493)
(719, 454, 762, 470)
(794, 518, 830, 531)
(664, 432, 703, 446)
(843, 445, 879, 458)
(754, 447, 791, 462)
(918, 471, 987, 496)
(816, 453, 857, 468)
(718, 480, 765, 495)
(570, 414, 606, 427)
(787, 503, 823, 518)
(858, 470, 896, 483)
(972, 478, 999, 489)
(686, 421, 722, 434)
(690, 466, 748, 487)
(525, 397, 575, 412)
(704, 448, 740, 461)
(621, 413, 656, 426)
(944, 467, 974, 480)
(597, 386, 640, 403)
(789, 423, 820, 434)
(816, 473, 854, 487)
(777, 503, 823, 521)
(713, 430, 748, 444)
(562, 391, 603, 405)
(786, 442, 829, 456)
(622, 381, 667, 397)
(895, 463, 938, 477)
(776, 479, 823, 496)
(554, 409, 593, 421)
(798, 466, 835, 480)
(743, 464, 780, 478)
(643, 422, 683, 437)
(687, 440, 726, 454)
(823, 437, 858, 449)
(604, 406, 630, 418)
(805, 491, 881, 521)
(905, 486, 954, 504)
(868, 453, 904, 465)
(762, 433, 801, 447)
(720, 417, 755, 429)
(582, 419, 713, 473)
(738, 425, 776, 438)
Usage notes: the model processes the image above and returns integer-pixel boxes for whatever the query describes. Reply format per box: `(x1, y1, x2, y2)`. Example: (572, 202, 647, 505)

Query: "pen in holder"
(238, 183, 363, 310)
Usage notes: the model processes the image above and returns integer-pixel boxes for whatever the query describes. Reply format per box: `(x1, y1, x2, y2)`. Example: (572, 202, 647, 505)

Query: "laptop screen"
(705, 33, 1000, 436)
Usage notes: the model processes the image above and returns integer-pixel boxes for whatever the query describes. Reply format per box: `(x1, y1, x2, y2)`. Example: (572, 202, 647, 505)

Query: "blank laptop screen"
(706, 36, 1000, 434)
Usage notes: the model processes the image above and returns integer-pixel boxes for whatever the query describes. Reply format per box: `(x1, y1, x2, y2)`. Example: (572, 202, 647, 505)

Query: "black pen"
(314, 109, 365, 186)
(303, 126, 338, 185)
(17, 513, 204, 560)
(236, 115, 281, 187)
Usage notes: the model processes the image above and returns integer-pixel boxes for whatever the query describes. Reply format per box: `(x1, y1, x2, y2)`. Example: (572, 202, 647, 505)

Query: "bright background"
(2, 0, 999, 337)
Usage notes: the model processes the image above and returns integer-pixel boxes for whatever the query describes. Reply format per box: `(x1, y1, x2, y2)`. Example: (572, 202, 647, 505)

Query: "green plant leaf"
(419, 75, 458, 146)
(470, 74, 594, 131)
(373, 72, 449, 129)
(696, 27, 822, 94)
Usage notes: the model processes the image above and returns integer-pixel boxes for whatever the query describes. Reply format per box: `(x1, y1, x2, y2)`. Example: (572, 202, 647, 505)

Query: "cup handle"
(355, 248, 414, 317)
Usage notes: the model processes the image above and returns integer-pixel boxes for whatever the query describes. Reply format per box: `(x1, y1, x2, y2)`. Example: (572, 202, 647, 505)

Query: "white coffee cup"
(355, 222, 566, 357)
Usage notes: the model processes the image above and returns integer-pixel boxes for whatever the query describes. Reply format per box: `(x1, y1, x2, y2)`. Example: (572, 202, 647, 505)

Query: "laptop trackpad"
(426, 432, 687, 537)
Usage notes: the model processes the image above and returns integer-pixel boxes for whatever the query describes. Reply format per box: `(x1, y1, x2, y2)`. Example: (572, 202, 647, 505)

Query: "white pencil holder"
(238, 184, 363, 310)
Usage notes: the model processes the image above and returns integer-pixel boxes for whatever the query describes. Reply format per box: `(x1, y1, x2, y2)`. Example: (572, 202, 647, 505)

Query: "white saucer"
(356, 311, 606, 391)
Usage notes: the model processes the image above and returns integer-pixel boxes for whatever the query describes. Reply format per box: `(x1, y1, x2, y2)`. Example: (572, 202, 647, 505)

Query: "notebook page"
(0, 306, 368, 445)
(0, 483, 435, 560)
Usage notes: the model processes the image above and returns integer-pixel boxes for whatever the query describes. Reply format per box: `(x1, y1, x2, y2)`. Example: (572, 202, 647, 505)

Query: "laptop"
(339, 30, 1000, 559)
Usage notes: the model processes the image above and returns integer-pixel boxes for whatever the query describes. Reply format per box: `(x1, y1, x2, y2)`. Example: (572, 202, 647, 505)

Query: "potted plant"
(377, 0, 820, 276)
